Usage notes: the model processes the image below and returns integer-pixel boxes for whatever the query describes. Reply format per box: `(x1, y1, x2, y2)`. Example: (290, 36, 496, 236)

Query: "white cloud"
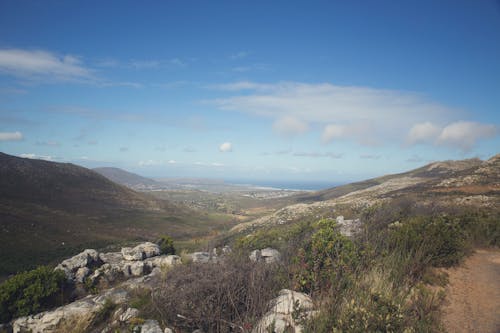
(0, 49, 93, 82)
(437, 121, 497, 151)
(0, 131, 23, 141)
(219, 142, 233, 152)
(273, 116, 309, 136)
(167, 160, 176, 164)
(406, 121, 498, 151)
(293, 152, 343, 158)
(322, 124, 345, 143)
(407, 122, 441, 145)
(129, 60, 161, 69)
(230, 51, 248, 59)
(360, 154, 381, 160)
(20, 153, 53, 161)
(209, 81, 455, 145)
(139, 160, 160, 166)
(36, 140, 60, 147)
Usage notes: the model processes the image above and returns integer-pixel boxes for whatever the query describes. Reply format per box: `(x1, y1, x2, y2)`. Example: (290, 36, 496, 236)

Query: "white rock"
(250, 248, 281, 263)
(13, 288, 128, 333)
(145, 255, 181, 268)
(75, 267, 90, 283)
(122, 242, 161, 261)
(190, 252, 211, 263)
(249, 250, 261, 262)
(164, 328, 174, 333)
(130, 261, 145, 277)
(140, 319, 163, 333)
(252, 289, 315, 333)
(55, 249, 101, 280)
(260, 248, 281, 263)
(119, 307, 140, 322)
(121, 247, 144, 261)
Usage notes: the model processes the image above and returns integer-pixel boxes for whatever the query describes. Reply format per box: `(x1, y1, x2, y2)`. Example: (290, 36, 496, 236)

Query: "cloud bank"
(0, 131, 23, 141)
(209, 81, 498, 150)
(0, 49, 93, 82)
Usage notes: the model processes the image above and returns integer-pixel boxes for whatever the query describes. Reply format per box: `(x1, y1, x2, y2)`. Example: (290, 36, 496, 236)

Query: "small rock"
(164, 328, 174, 333)
(250, 248, 281, 263)
(252, 289, 315, 333)
(191, 252, 211, 263)
(260, 248, 281, 263)
(119, 307, 140, 322)
(140, 319, 163, 333)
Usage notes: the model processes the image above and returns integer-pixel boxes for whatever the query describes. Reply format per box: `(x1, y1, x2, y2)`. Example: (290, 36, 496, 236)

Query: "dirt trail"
(441, 249, 500, 333)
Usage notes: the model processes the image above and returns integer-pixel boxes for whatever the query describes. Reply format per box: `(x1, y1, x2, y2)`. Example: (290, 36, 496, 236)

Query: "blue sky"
(0, 0, 499, 182)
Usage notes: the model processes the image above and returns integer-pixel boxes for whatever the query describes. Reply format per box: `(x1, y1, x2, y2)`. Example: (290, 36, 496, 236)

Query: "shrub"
(157, 235, 176, 255)
(0, 266, 67, 323)
(292, 219, 359, 295)
(146, 255, 286, 332)
(387, 216, 466, 280)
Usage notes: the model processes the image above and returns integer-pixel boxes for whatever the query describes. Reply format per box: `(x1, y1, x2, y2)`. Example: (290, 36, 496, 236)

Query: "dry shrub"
(147, 255, 286, 332)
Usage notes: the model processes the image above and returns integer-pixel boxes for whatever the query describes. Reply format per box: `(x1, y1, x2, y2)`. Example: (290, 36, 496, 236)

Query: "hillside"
(0, 153, 234, 277)
(93, 167, 165, 190)
(233, 154, 500, 233)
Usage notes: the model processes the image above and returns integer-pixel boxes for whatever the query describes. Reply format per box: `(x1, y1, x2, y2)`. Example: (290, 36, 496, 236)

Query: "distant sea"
(225, 179, 345, 191)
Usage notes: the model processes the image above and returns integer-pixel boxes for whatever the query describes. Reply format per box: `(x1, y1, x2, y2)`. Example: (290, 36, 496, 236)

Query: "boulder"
(252, 289, 315, 333)
(75, 267, 90, 283)
(190, 252, 212, 263)
(144, 255, 181, 269)
(122, 242, 161, 261)
(140, 319, 163, 333)
(119, 307, 140, 322)
(55, 249, 101, 280)
(260, 248, 281, 263)
(13, 288, 129, 333)
(249, 250, 261, 262)
(250, 248, 281, 263)
(130, 261, 145, 277)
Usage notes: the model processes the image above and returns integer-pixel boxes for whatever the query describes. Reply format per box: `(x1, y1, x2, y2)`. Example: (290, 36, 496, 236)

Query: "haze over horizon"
(1, 1, 499, 182)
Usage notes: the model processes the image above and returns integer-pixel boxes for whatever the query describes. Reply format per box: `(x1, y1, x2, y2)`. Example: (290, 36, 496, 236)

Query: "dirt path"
(441, 249, 500, 333)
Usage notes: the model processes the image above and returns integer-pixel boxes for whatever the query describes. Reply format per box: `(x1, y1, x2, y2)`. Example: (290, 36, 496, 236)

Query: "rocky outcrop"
(13, 288, 128, 333)
(55, 249, 101, 281)
(121, 242, 161, 261)
(54, 242, 180, 286)
(249, 248, 281, 263)
(252, 289, 316, 333)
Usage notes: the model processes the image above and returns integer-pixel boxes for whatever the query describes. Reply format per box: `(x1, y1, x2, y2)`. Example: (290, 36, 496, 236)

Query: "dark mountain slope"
(0, 153, 233, 277)
(93, 167, 162, 190)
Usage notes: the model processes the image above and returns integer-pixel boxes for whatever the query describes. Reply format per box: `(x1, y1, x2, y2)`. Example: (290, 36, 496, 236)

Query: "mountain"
(0, 153, 233, 277)
(93, 167, 165, 190)
(232, 154, 500, 233)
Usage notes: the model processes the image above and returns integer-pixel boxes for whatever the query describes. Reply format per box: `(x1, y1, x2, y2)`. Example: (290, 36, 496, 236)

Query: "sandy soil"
(441, 249, 500, 333)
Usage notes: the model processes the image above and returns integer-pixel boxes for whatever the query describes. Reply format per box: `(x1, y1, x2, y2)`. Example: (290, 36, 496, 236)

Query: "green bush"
(157, 235, 176, 255)
(293, 219, 359, 294)
(388, 216, 466, 275)
(0, 266, 67, 323)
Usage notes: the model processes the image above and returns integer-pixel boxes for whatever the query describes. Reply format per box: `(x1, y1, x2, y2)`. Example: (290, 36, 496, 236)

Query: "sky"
(0, 1, 499, 182)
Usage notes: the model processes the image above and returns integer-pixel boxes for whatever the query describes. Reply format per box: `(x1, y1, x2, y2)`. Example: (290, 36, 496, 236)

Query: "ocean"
(225, 179, 344, 191)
